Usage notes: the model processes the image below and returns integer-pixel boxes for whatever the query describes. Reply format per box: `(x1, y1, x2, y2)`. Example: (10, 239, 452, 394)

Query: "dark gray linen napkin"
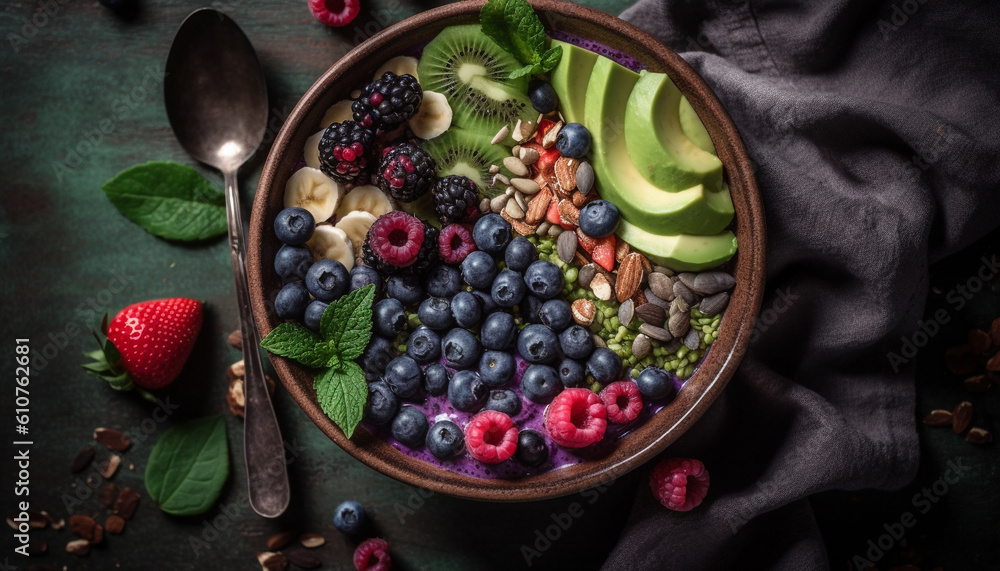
(604, 1, 1000, 569)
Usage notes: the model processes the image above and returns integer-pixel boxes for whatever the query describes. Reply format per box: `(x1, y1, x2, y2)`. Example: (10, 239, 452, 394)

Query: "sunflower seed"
(512, 119, 525, 142)
(618, 298, 635, 328)
(489, 164, 500, 174)
(511, 178, 541, 195)
(699, 292, 729, 316)
(505, 199, 525, 219)
(592, 333, 607, 348)
(670, 296, 690, 315)
(668, 311, 691, 337)
(683, 328, 701, 350)
(492, 173, 510, 187)
(491, 125, 510, 145)
(631, 333, 651, 359)
(505, 186, 516, 196)
(503, 156, 529, 177)
(692, 271, 736, 295)
(519, 119, 536, 140)
(674, 280, 700, 305)
(575, 161, 594, 195)
(638, 323, 673, 342)
(519, 147, 540, 165)
(514, 191, 528, 212)
(644, 288, 670, 310)
(536, 221, 551, 236)
(553, 231, 577, 264)
(542, 121, 563, 148)
(636, 303, 666, 327)
(652, 265, 675, 277)
(547, 224, 564, 237)
(490, 194, 510, 213)
(512, 145, 522, 156)
(647, 273, 675, 301)
(479, 198, 491, 213)
(678, 272, 698, 290)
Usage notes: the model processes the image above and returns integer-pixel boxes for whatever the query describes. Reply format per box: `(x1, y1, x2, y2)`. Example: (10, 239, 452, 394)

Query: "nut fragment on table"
(227, 360, 276, 419)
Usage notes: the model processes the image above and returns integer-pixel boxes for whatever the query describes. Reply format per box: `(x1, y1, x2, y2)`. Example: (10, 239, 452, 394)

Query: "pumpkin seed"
(673, 280, 699, 305)
(683, 328, 700, 350)
(648, 272, 675, 301)
(557, 230, 578, 264)
(692, 271, 736, 295)
(668, 311, 691, 337)
(698, 292, 729, 316)
(635, 303, 667, 327)
(618, 298, 635, 328)
(575, 161, 595, 195)
(631, 333, 651, 359)
(638, 323, 673, 342)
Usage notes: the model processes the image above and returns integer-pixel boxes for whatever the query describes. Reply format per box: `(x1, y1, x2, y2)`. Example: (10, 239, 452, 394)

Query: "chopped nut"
(542, 120, 562, 148)
(99, 454, 122, 479)
(965, 427, 993, 445)
(299, 533, 326, 548)
(554, 157, 577, 191)
(491, 124, 510, 145)
(66, 539, 90, 556)
(284, 550, 322, 569)
(229, 359, 246, 378)
(556, 199, 580, 226)
(571, 299, 596, 326)
(228, 329, 243, 349)
(105, 515, 125, 535)
(952, 401, 974, 434)
(227, 363, 276, 419)
(113, 487, 141, 520)
(590, 273, 613, 301)
(99, 483, 118, 508)
(257, 551, 289, 571)
(70, 446, 96, 473)
(93, 428, 131, 452)
(266, 530, 298, 551)
(525, 186, 552, 225)
(963, 374, 992, 394)
(69, 515, 103, 544)
(615, 253, 645, 302)
(922, 409, 953, 426)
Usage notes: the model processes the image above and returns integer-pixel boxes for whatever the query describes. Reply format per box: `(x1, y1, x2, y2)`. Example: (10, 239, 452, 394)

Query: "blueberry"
(472, 289, 499, 315)
(636, 367, 677, 401)
(586, 347, 623, 384)
(423, 363, 451, 396)
(451, 291, 482, 329)
(538, 299, 573, 331)
(442, 328, 482, 369)
(517, 324, 561, 364)
(274, 282, 310, 320)
(515, 430, 549, 467)
(406, 326, 441, 364)
(557, 357, 586, 388)
(447, 370, 488, 412)
(472, 213, 512, 257)
(480, 311, 517, 351)
(386, 274, 424, 306)
(460, 250, 498, 289)
(364, 381, 398, 425)
(484, 389, 522, 416)
(361, 336, 396, 375)
(332, 500, 366, 535)
(274, 245, 313, 282)
(418, 297, 454, 331)
(425, 264, 462, 298)
(559, 325, 594, 360)
(478, 350, 516, 388)
(304, 259, 350, 302)
(491, 269, 527, 308)
(391, 406, 429, 449)
(274, 207, 315, 245)
(303, 300, 329, 331)
(520, 364, 563, 404)
(504, 237, 538, 272)
(350, 265, 384, 297)
(555, 122, 592, 158)
(529, 80, 559, 114)
(373, 298, 407, 338)
(578, 200, 621, 239)
(384, 355, 423, 400)
(426, 420, 465, 460)
(519, 294, 544, 324)
(524, 260, 564, 300)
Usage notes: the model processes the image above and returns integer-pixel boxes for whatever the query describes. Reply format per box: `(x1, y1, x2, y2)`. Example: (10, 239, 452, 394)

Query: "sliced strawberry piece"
(534, 119, 557, 146)
(546, 200, 563, 227)
(600, 381, 644, 424)
(536, 147, 561, 176)
(576, 229, 597, 254)
(465, 410, 519, 464)
(592, 236, 616, 272)
(649, 458, 710, 512)
(309, 0, 361, 27)
(544, 388, 607, 448)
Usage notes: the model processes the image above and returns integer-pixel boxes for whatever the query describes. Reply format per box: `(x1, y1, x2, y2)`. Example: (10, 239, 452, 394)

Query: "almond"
(963, 374, 992, 394)
(93, 427, 131, 452)
(99, 483, 118, 507)
(554, 157, 577, 192)
(952, 401, 974, 434)
(945, 345, 977, 375)
(968, 328, 992, 354)
(615, 239, 631, 264)
(557, 199, 580, 226)
(922, 409, 953, 426)
(525, 186, 552, 225)
(590, 273, 613, 301)
(571, 299, 596, 326)
(99, 454, 121, 479)
(500, 209, 539, 236)
(615, 252, 644, 303)
(571, 189, 595, 207)
(70, 446, 95, 473)
(113, 487, 141, 520)
(104, 515, 125, 535)
(267, 530, 298, 551)
(965, 427, 993, 445)
(987, 352, 1000, 373)
(299, 532, 326, 548)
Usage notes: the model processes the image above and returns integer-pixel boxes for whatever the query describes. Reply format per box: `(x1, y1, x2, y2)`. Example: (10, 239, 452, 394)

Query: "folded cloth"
(605, 1, 1000, 569)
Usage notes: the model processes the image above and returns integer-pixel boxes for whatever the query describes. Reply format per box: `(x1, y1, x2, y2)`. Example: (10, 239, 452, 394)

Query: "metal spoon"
(164, 8, 290, 518)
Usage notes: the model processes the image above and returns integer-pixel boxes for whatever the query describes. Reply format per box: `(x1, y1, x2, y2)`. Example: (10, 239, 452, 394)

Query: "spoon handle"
(225, 169, 291, 518)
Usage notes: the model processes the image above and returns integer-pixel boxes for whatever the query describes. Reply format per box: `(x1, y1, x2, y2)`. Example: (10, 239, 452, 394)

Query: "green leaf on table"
(314, 361, 368, 438)
(319, 284, 375, 361)
(145, 415, 229, 516)
(102, 161, 227, 241)
(260, 323, 337, 368)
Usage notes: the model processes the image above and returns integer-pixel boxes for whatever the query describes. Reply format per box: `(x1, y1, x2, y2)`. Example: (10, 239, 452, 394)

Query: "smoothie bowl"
(247, 0, 764, 501)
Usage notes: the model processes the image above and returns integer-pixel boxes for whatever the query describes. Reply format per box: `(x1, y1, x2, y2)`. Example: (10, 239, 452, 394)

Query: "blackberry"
(363, 219, 439, 276)
(432, 175, 480, 225)
(377, 141, 437, 203)
(353, 72, 423, 131)
(318, 121, 377, 183)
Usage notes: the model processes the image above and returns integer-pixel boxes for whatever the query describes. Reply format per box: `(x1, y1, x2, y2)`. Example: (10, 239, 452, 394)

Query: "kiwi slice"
(418, 25, 536, 139)
(424, 127, 512, 196)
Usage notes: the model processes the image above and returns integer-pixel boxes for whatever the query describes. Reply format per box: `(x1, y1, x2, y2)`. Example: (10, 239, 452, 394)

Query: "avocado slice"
(679, 95, 716, 154)
(625, 71, 723, 191)
(617, 219, 737, 271)
(549, 40, 598, 125)
(584, 56, 734, 235)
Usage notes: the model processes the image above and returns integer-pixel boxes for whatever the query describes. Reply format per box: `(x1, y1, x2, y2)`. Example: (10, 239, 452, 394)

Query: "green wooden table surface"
(1, 1, 996, 570)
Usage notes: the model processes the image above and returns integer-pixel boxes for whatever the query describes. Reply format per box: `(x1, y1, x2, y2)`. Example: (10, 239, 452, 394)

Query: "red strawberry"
(309, 0, 361, 27)
(592, 236, 616, 272)
(84, 298, 203, 391)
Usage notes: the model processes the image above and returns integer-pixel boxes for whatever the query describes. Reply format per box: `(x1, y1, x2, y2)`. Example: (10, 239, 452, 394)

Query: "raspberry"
(543, 388, 607, 448)
(432, 175, 481, 226)
(438, 224, 477, 264)
(353, 72, 423, 132)
(364, 212, 424, 269)
(353, 537, 391, 571)
(649, 458, 710, 512)
(377, 141, 437, 203)
(308, 0, 361, 27)
(600, 381, 643, 424)
(465, 410, 519, 464)
(318, 121, 377, 183)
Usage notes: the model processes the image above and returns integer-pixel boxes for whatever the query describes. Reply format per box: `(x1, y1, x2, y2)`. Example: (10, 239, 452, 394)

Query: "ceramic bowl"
(248, 0, 765, 501)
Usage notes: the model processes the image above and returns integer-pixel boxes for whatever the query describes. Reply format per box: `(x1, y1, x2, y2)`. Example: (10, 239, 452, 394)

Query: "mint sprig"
(260, 284, 375, 438)
(481, 0, 563, 79)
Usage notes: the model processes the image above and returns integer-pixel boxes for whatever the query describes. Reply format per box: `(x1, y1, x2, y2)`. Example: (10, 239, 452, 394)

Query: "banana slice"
(408, 91, 452, 140)
(321, 99, 354, 129)
(284, 167, 341, 223)
(373, 56, 419, 81)
(304, 130, 324, 169)
(335, 211, 377, 258)
(306, 225, 355, 271)
(335, 184, 394, 219)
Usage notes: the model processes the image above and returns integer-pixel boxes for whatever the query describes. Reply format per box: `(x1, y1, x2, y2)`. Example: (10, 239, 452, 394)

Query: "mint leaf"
(509, 64, 537, 79)
(480, 0, 563, 76)
(481, 0, 513, 54)
(260, 323, 336, 368)
(508, 0, 546, 61)
(102, 161, 226, 241)
(315, 362, 367, 438)
(320, 284, 375, 361)
(145, 415, 229, 516)
(538, 45, 563, 74)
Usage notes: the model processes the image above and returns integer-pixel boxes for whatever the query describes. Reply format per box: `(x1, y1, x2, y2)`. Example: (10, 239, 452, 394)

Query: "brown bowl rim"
(248, 0, 765, 502)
